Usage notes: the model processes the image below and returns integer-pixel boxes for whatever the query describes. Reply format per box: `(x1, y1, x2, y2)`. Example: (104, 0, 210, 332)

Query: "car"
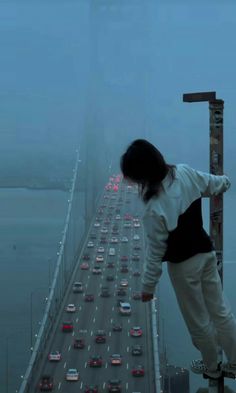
(133, 270, 141, 277)
(39, 375, 53, 391)
(96, 255, 104, 263)
(124, 222, 131, 228)
(120, 278, 128, 287)
(131, 344, 143, 356)
(120, 255, 128, 262)
(95, 330, 106, 343)
(84, 293, 94, 302)
(110, 354, 122, 365)
(92, 266, 102, 274)
(66, 368, 79, 381)
(100, 287, 110, 297)
(82, 254, 90, 260)
(130, 326, 143, 337)
(107, 379, 122, 392)
(89, 355, 103, 367)
(112, 322, 122, 332)
(124, 213, 132, 220)
(87, 241, 94, 248)
(62, 321, 73, 332)
(90, 233, 97, 239)
(81, 262, 89, 270)
(84, 385, 99, 393)
(115, 214, 121, 220)
(109, 248, 116, 256)
(73, 338, 85, 349)
(119, 302, 131, 315)
(100, 237, 107, 244)
(116, 288, 127, 296)
(94, 222, 100, 227)
(120, 265, 129, 273)
(132, 254, 140, 261)
(133, 234, 140, 241)
(134, 222, 140, 227)
(97, 246, 105, 253)
(112, 229, 119, 235)
(133, 245, 141, 251)
(106, 275, 114, 281)
(121, 236, 128, 242)
(73, 281, 83, 293)
(48, 351, 61, 361)
(107, 261, 115, 268)
(66, 303, 76, 312)
(101, 228, 108, 233)
(132, 292, 142, 300)
(132, 364, 144, 376)
(110, 237, 118, 243)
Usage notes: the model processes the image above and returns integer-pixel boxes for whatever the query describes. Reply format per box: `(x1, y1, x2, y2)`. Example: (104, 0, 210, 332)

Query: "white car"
(115, 214, 121, 220)
(94, 222, 100, 227)
(87, 241, 94, 248)
(133, 234, 140, 241)
(119, 302, 131, 315)
(96, 255, 104, 262)
(120, 279, 128, 287)
(92, 266, 102, 274)
(48, 351, 61, 361)
(121, 236, 128, 243)
(66, 368, 79, 381)
(97, 246, 105, 253)
(66, 304, 76, 313)
(134, 222, 140, 227)
(124, 223, 131, 228)
(110, 237, 118, 243)
(101, 228, 108, 234)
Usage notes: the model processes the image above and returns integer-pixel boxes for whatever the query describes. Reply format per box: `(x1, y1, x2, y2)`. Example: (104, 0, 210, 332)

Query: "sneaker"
(222, 363, 236, 378)
(191, 359, 222, 379)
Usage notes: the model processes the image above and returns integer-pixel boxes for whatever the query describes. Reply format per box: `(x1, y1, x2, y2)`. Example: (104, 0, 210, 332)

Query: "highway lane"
(36, 180, 155, 392)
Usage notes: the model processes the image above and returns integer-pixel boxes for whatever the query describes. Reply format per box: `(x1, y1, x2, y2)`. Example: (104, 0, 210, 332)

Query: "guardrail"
(18, 152, 103, 393)
(151, 295, 162, 393)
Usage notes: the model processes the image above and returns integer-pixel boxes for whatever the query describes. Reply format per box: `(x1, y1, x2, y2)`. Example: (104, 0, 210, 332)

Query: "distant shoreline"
(0, 185, 69, 192)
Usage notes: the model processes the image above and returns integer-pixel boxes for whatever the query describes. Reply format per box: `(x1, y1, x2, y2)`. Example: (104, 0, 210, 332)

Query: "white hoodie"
(141, 164, 231, 294)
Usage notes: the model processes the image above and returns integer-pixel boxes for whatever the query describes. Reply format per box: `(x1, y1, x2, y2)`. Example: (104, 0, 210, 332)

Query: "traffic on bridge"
(35, 176, 156, 392)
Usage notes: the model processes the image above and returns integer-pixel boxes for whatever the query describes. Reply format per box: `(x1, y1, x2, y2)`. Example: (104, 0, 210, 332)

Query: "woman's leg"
(167, 253, 219, 371)
(202, 251, 236, 364)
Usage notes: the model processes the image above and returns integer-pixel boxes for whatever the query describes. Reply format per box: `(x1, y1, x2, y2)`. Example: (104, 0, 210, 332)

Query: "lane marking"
(63, 361, 66, 368)
(68, 345, 71, 351)
(58, 382, 61, 390)
(88, 344, 90, 351)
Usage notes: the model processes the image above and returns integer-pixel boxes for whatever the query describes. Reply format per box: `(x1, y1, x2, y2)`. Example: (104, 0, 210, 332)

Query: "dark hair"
(120, 139, 176, 203)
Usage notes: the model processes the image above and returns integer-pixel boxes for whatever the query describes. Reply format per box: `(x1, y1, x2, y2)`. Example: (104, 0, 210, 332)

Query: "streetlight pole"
(30, 287, 48, 351)
(6, 337, 8, 393)
(183, 91, 224, 393)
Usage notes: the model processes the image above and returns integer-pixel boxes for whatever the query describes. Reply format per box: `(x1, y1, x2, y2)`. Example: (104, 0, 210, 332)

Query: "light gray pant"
(167, 251, 236, 371)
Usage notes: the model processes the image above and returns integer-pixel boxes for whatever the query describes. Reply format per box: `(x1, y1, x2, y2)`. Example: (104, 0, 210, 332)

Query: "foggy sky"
(0, 0, 236, 182)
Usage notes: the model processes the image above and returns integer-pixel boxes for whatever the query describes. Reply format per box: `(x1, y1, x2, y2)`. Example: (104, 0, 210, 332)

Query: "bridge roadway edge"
(31, 192, 104, 392)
